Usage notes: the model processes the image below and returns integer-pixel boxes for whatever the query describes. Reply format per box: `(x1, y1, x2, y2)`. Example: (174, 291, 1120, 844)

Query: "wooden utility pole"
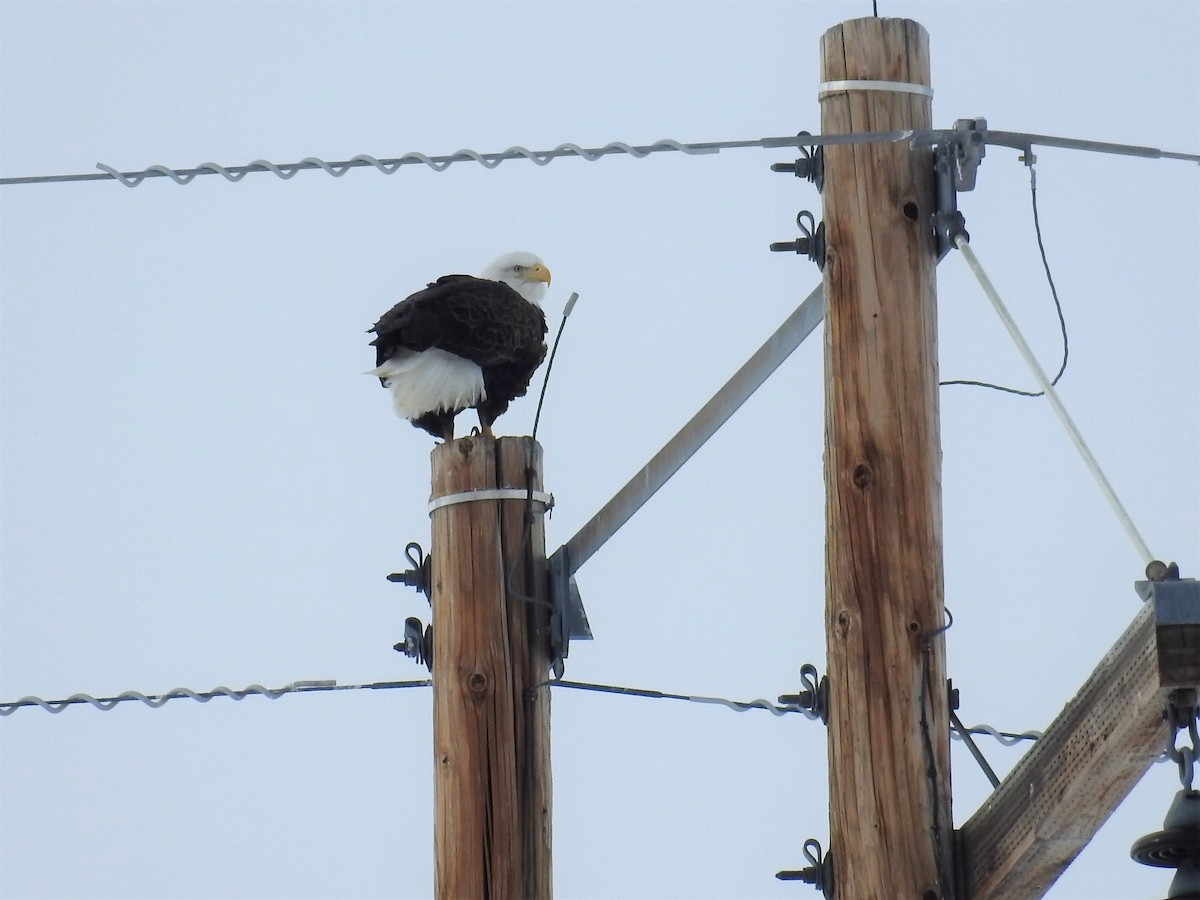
(429, 435, 553, 900)
(820, 17, 952, 899)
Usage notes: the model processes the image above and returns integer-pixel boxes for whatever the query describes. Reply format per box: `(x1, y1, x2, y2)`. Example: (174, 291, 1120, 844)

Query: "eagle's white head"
(481, 251, 551, 308)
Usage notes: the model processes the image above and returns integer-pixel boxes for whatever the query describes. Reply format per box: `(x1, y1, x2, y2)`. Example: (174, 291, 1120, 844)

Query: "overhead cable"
(535, 678, 801, 716)
(0, 678, 431, 716)
(0, 673, 1053, 755)
(0, 138, 771, 188)
(1, 127, 1194, 188)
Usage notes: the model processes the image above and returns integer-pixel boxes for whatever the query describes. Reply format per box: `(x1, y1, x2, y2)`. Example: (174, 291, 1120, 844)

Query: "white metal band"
(428, 488, 554, 515)
(818, 79, 934, 99)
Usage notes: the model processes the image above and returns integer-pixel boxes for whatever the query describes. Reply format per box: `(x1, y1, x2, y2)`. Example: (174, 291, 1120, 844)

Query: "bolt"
(770, 238, 811, 254)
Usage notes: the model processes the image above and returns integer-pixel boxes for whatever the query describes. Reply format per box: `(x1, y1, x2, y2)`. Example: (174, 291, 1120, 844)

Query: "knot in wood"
(468, 671, 488, 694)
(836, 609, 852, 639)
(851, 462, 874, 490)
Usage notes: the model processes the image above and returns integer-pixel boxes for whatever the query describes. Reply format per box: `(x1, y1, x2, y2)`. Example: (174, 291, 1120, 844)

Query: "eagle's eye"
(512, 265, 523, 274)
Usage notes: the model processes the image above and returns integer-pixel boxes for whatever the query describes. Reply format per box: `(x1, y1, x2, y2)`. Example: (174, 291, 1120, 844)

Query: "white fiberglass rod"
(954, 235, 1154, 565)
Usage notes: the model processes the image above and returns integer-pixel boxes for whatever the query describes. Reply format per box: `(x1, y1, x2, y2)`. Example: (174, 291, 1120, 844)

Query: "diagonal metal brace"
(544, 285, 827, 665)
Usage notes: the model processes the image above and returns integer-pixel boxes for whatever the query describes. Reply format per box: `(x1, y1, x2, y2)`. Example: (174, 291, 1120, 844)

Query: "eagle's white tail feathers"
(369, 349, 486, 420)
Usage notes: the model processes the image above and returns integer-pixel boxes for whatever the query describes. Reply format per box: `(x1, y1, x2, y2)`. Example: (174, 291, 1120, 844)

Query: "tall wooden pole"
(430, 435, 553, 899)
(820, 18, 952, 899)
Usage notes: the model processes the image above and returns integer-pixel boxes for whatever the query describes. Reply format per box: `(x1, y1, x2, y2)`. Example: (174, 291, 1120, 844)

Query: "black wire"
(1029, 163, 1069, 385)
(503, 300, 576, 616)
(532, 298, 573, 442)
(919, 647, 953, 893)
(941, 159, 1069, 396)
(528, 679, 797, 715)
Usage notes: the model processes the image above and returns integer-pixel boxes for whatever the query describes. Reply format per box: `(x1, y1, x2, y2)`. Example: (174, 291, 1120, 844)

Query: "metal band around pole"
(428, 488, 554, 515)
(818, 79, 934, 99)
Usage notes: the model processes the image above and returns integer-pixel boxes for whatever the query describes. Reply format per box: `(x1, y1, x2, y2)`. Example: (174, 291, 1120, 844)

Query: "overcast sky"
(1, 1, 1197, 898)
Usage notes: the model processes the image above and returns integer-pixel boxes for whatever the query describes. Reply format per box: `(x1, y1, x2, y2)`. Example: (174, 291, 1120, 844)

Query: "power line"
(6, 670, 1127, 778)
(0, 674, 1048, 753)
(535, 678, 800, 716)
(0, 678, 430, 715)
(0, 138, 777, 188)
(1, 127, 1194, 188)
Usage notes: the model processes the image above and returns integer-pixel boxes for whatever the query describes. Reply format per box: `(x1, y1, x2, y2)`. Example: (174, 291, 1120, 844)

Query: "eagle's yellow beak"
(529, 263, 552, 286)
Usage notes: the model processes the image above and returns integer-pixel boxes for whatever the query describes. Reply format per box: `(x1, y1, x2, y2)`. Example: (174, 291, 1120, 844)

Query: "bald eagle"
(368, 252, 551, 442)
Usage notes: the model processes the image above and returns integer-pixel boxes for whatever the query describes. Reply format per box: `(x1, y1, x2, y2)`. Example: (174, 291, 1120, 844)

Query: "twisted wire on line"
(0, 138, 769, 188)
(2, 127, 1195, 188)
(90, 141, 728, 187)
(0, 678, 430, 716)
(0, 675, 1098, 758)
(955, 723, 1043, 747)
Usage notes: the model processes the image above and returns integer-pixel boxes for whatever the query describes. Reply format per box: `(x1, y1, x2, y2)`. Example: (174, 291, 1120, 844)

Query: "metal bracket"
(949, 117, 988, 191)
(1136, 567, 1200, 689)
(547, 546, 594, 678)
(779, 663, 829, 724)
(777, 838, 834, 898)
(932, 118, 988, 258)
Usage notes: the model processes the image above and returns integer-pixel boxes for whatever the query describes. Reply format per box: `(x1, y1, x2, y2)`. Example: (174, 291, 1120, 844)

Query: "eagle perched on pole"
(368, 252, 551, 442)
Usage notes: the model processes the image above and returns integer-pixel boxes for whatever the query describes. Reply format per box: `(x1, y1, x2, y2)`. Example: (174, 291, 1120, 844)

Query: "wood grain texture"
(430, 436, 552, 899)
(820, 17, 951, 900)
(496, 437, 553, 900)
(960, 601, 1165, 899)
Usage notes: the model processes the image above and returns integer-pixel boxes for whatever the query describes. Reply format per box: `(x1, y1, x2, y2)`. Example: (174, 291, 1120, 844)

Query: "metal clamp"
(394, 616, 433, 671)
(428, 488, 553, 515)
(948, 117, 988, 191)
(770, 210, 826, 269)
(779, 663, 829, 724)
(387, 541, 431, 601)
(771, 132, 824, 191)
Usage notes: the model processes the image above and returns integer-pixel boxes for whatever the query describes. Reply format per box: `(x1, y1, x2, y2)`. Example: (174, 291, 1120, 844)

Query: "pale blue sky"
(1, 1, 1197, 898)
